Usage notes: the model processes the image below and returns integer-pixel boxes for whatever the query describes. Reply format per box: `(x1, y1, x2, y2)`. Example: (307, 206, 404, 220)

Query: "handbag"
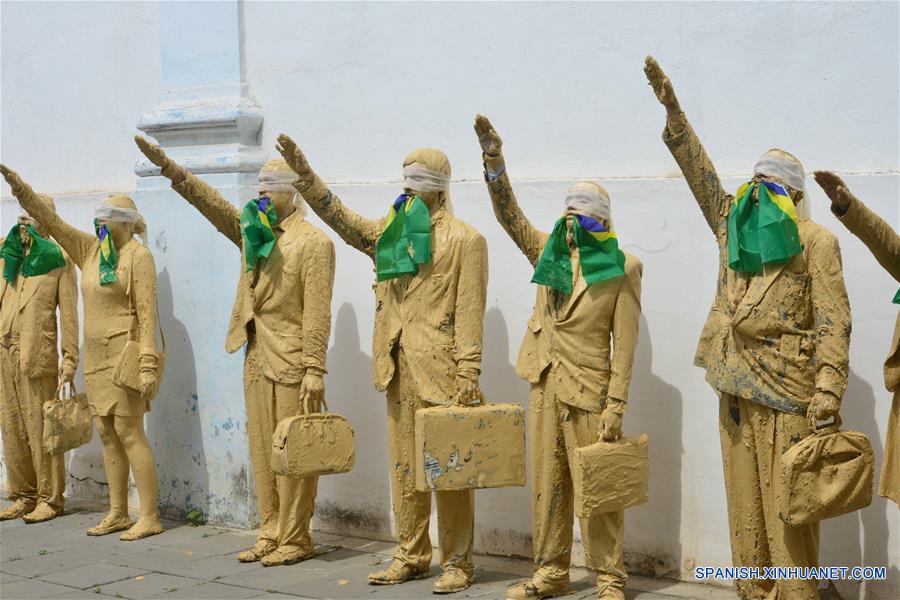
(112, 249, 166, 399)
(777, 414, 874, 526)
(271, 397, 355, 478)
(572, 433, 650, 517)
(42, 382, 93, 455)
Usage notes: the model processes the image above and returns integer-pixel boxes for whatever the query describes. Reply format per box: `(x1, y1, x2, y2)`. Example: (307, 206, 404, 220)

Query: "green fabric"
(94, 218, 118, 285)
(531, 215, 626, 295)
(727, 182, 802, 273)
(375, 194, 432, 282)
(1, 224, 66, 284)
(893, 288, 900, 305)
(240, 198, 278, 271)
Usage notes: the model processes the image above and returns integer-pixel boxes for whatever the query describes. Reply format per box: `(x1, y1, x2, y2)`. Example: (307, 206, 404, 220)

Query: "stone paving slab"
(0, 502, 734, 599)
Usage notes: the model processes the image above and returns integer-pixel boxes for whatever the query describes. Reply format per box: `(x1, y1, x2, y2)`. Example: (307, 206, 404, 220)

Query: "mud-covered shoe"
(432, 566, 473, 594)
(260, 545, 314, 567)
(87, 513, 133, 536)
(119, 517, 164, 540)
(22, 502, 62, 523)
(506, 576, 572, 599)
(236, 539, 278, 563)
(0, 499, 35, 521)
(597, 586, 625, 600)
(368, 559, 431, 585)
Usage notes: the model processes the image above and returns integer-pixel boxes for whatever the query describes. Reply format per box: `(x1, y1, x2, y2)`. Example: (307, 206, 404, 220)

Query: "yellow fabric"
(719, 394, 819, 600)
(172, 171, 335, 382)
(298, 178, 488, 401)
(0, 343, 65, 510)
(244, 339, 319, 550)
(529, 364, 625, 594)
(386, 348, 474, 574)
(663, 119, 851, 415)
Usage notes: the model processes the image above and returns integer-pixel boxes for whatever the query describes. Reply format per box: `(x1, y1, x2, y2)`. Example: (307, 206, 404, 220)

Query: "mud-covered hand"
(643, 56, 681, 115)
(0, 164, 37, 200)
(139, 368, 160, 404)
(299, 371, 325, 415)
(813, 170, 855, 215)
(456, 371, 483, 406)
(474, 114, 503, 157)
(276, 133, 319, 192)
(134, 135, 186, 185)
(809, 390, 841, 421)
(599, 397, 626, 441)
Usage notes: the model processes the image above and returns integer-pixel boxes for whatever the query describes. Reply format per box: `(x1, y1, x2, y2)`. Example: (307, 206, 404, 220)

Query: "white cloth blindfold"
(564, 182, 611, 222)
(95, 206, 142, 223)
(753, 153, 806, 195)
(403, 164, 450, 193)
(258, 169, 296, 194)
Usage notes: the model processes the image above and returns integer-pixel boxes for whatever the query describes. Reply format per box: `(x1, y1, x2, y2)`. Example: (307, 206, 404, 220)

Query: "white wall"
(2, 2, 898, 598)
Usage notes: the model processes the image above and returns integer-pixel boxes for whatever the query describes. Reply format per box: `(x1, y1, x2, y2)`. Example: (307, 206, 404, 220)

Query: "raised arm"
(277, 134, 382, 258)
(57, 252, 80, 383)
(474, 115, 548, 265)
(135, 136, 242, 248)
(130, 245, 162, 403)
(644, 57, 730, 235)
(0, 165, 95, 268)
(815, 170, 900, 282)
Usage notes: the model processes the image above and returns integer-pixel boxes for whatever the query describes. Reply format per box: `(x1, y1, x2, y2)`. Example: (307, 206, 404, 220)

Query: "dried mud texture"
(172, 170, 335, 384)
(662, 114, 851, 416)
(835, 195, 900, 504)
(271, 413, 355, 478)
(414, 403, 525, 491)
(572, 434, 649, 518)
(483, 151, 642, 411)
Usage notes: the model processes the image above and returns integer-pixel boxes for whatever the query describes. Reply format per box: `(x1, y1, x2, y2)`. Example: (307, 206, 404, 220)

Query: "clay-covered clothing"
(483, 158, 641, 411)
(834, 195, 900, 504)
(663, 118, 851, 415)
(0, 243, 78, 378)
(172, 172, 335, 384)
(298, 179, 488, 403)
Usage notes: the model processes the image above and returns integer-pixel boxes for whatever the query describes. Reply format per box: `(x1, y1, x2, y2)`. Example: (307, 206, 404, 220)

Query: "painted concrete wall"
(1, 2, 898, 598)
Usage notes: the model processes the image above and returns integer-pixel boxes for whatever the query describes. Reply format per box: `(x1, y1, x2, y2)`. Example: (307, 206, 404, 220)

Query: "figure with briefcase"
(474, 116, 647, 600)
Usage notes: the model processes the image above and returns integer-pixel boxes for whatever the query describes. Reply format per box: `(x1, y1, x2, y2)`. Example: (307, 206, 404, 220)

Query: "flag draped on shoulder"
(1, 224, 66, 284)
(375, 194, 431, 281)
(727, 181, 802, 273)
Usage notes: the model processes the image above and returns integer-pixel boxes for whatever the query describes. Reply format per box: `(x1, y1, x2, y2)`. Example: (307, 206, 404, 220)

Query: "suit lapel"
(732, 260, 789, 325)
(405, 210, 447, 298)
(17, 271, 40, 310)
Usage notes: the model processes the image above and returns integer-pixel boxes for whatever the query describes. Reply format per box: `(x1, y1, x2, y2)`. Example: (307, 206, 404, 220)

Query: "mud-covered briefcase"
(271, 403, 355, 478)
(777, 415, 873, 526)
(414, 402, 526, 491)
(572, 433, 649, 517)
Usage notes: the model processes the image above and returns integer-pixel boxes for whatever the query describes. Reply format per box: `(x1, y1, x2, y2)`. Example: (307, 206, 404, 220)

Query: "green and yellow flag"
(1, 224, 66, 284)
(375, 194, 431, 281)
(93, 219, 118, 285)
(241, 197, 278, 271)
(532, 214, 625, 295)
(727, 181, 802, 273)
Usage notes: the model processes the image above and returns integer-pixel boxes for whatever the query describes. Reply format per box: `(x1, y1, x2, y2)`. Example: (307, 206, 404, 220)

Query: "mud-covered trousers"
(244, 337, 319, 552)
(386, 347, 475, 576)
(719, 393, 819, 600)
(529, 363, 626, 595)
(0, 341, 65, 511)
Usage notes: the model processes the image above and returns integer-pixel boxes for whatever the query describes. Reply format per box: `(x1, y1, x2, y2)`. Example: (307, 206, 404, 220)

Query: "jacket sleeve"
(454, 232, 489, 378)
(300, 234, 335, 374)
(57, 253, 79, 376)
(17, 191, 95, 269)
(608, 256, 643, 403)
(661, 112, 731, 236)
(808, 229, 852, 399)
(171, 169, 242, 248)
(294, 176, 383, 259)
(837, 196, 900, 282)
(131, 246, 161, 373)
(483, 153, 550, 265)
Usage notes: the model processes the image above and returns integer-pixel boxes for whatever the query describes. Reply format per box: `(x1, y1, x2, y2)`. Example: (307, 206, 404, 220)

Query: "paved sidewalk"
(0, 503, 735, 600)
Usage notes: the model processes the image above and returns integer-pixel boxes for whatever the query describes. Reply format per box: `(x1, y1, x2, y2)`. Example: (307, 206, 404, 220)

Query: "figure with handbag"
(815, 170, 900, 506)
(0, 200, 79, 523)
(277, 134, 488, 594)
(644, 58, 852, 600)
(473, 115, 643, 600)
(134, 137, 335, 567)
(1, 166, 165, 541)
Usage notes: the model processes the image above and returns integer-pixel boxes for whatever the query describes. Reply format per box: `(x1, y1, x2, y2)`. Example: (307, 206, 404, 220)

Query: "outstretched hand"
(134, 135, 185, 185)
(0, 164, 34, 199)
(644, 56, 681, 114)
(474, 114, 503, 157)
(813, 170, 854, 214)
(276, 133, 313, 178)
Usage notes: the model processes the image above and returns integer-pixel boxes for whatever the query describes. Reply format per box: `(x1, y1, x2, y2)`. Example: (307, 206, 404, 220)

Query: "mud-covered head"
(402, 148, 452, 214)
(96, 194, 146, 247)
(18, 194, 55, 243)
(752, 148, 809, 220)
(563, 181, 612, 246)
(258, 158, 302, 221)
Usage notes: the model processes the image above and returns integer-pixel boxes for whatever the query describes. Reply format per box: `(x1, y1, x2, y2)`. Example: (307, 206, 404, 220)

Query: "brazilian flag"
(727, 181, 802, 273)
(93, 219, 118, 285)
(375, 194, 431, 281)
(241, 197, 278, 271)
(1, 224, 66, 284)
